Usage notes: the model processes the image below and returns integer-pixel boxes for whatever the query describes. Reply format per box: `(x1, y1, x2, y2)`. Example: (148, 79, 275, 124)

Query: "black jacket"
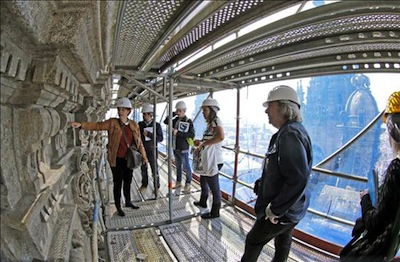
(164, 115, 195, 151)
(255, 121, 313, 223)
(340, 158, 400, 261)
(138, 120, 163, 149)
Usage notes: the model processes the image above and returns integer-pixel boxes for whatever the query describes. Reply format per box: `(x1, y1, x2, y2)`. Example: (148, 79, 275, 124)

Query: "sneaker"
(182, 184, 191, 193)
(153, 188, 160, 196)
(139, 185, 147, 192)
(126, 202, 139, 209)
(172, 182, 182, 189)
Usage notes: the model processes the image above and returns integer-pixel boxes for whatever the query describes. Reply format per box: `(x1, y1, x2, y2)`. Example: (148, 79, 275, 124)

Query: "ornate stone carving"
(69, 229, 86, 262)
(1, 1, 115, 261)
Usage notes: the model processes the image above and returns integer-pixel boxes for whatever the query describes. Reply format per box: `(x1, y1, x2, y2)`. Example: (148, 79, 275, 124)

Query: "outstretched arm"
(70, 121, 82, 128)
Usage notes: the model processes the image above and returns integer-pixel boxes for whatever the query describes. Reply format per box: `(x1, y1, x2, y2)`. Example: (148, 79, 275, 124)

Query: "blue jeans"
(174, 150, 192, 184)
(241, 217, 296, 262)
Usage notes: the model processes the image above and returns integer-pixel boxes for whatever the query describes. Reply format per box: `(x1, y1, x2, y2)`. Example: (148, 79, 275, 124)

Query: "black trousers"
(241, 217, 296, 262)
(141, 146, 160, 188)
(110, 157, 133, 208)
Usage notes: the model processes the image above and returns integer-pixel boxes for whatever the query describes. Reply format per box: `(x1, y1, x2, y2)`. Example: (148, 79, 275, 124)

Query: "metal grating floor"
(103, 159, 339, 261)
(105, 204, 338, 261)
(160, 207, 297, 262)
(105, 192, 204, 230)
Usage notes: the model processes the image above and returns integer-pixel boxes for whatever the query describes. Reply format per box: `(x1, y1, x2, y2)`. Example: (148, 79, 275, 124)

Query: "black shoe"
(126, 202, 140, 209)
(201, 212, 219, 219)
(117, 209, 126, 216)
(194, 201, 207, 208)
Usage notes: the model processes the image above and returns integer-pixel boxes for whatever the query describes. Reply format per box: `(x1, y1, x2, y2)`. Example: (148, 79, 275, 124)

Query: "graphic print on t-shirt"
(178, 122, 190, 132)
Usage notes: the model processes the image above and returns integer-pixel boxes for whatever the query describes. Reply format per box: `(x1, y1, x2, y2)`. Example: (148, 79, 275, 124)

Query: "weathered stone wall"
(0, 1, 118, 261)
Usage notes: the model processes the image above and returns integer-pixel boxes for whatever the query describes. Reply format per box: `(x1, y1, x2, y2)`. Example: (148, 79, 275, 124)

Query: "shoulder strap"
(120, 121, 138, 149)
(213, 117, 218, 127)
(174, 118, 180, 129)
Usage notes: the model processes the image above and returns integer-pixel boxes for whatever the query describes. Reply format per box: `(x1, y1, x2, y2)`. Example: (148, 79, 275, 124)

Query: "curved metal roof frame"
(180, 1, 399, 84)
(112, 1, 400, 107)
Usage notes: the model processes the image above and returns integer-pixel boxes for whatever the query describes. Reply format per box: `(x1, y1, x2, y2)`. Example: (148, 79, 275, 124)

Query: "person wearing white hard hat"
(242, 86, 312, 262)
(70, 97, 148, 217)
(138, 104, 163, 195)
(163, 101, 195, 193)
(340, 91, 400, 261)
(193, 97, 225, 219)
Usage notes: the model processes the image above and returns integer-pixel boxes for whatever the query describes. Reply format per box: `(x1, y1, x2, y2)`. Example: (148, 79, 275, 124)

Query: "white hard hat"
(175, 101, 187, 110)
(263, 85, 300, 108)
(201, 98, 220, 111)
(116, 97, 132, 109)
(141, 104, 154, 113)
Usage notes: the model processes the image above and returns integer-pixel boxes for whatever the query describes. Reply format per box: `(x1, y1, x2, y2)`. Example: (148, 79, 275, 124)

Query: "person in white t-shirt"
(193, 97, 225, 219)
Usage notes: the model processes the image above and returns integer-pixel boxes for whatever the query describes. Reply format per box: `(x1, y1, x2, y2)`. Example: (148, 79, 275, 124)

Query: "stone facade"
(0, 2, 118, 261)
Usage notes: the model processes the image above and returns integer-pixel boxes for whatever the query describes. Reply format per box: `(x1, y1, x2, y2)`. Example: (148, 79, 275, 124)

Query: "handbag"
(120, 122, 142, 169)
(191, 146, 204, 174)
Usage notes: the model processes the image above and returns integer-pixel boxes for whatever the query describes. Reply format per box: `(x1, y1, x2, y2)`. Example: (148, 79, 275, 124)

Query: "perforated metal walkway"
(101, 159, 339, 261)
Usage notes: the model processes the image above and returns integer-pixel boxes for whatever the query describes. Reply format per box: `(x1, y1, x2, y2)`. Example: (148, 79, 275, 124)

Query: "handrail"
(156, 110, 384, 256)
(92, 160, 100, 262)
(315, 110, 384, 167)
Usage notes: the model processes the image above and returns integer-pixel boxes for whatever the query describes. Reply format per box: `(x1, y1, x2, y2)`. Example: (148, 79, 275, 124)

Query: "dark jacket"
(164, 115, 195, 151)
(81, 118, 148, 167)
(255, 121, 312, 223)
(340, 158, 400, 261)
(138, 120, 163, 149)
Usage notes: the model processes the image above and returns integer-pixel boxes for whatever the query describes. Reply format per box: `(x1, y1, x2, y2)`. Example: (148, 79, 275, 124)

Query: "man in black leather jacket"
(242, 85, 313, 262)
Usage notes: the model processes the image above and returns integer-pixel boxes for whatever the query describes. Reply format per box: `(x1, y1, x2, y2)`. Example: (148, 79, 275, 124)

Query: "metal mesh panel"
(114, 0, 185, 67)
(181, 217, 245, 261)
(160, 210, 282, 261)
(103, 168, 339, 262)
(108, 231, 137, 262)
(182, 210, 279, 261)
(132, 228, 174, 261)
(105, 193, 202, 229)
(156, 0, 265, 68)
(160, 222, 214, 261)
(190, 13, 400, 75)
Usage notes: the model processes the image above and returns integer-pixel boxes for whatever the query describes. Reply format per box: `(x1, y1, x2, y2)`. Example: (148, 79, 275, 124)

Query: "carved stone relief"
(1, 1, 115, 260)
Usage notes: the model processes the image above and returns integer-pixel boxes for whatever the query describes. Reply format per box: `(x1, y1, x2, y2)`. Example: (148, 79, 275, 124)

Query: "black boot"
(201, 203, 221, 219)
(194, 195, 208, 208)
(116, 205, 125, 216)
(126, 202, 140, 209)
